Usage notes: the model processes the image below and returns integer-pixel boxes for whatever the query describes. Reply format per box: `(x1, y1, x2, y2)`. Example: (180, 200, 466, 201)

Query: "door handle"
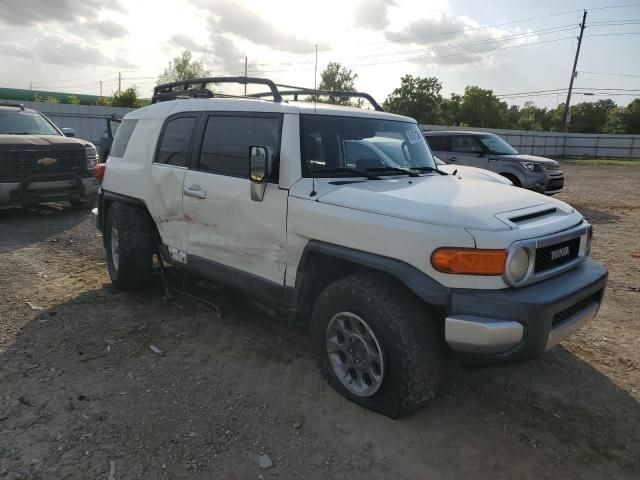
(183, 184, 206, 199)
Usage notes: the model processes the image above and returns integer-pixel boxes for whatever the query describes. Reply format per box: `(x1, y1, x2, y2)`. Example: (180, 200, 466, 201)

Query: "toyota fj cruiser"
(93, 77, 608, 417)
(0, 102, 99, 207)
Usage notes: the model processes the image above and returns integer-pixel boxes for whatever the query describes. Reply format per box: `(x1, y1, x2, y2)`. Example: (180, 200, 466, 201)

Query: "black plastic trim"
(449, 260, 608, 361)
(187, 254, 290, 306)
(289, 241, 449, 324)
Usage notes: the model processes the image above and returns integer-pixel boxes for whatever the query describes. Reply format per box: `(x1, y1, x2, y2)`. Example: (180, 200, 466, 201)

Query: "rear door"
(182, 112, 288, 285)
(148, 114, 199, 259)
(448, 135, 489, 169)
(424, 135, 449, 163)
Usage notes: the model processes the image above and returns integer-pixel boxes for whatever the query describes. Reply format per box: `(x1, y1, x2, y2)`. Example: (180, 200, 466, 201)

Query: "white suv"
(93, 77, 608, 418)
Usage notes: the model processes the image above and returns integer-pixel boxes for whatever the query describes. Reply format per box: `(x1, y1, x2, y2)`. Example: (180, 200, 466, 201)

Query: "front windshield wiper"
(365, 167, 421, 177)
(312, 167, 382, 180)
(411, 166, 450, 176)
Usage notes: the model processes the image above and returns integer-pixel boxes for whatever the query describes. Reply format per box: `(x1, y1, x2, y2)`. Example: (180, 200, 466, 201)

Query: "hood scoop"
(510, 207, 557, 224)
(496, 203, 575, 230)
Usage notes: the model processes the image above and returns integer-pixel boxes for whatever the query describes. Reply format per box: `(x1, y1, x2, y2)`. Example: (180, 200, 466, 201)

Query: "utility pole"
(100, 80, 103, 97)
(244, 56, 248, 95)
(562, 9, 587, 132)
(118, 72, 122, 92)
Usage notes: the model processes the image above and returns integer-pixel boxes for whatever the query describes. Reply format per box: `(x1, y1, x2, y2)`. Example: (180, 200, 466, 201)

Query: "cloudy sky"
(0, 0, 638, 108)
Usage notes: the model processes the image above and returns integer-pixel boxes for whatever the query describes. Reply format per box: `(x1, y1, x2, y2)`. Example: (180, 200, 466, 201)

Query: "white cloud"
(354, 0, 397, 31)
(0, 0, 123, 26)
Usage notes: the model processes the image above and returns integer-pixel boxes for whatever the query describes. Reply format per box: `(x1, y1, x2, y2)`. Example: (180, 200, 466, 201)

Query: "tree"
(457, 86, 508, 128)
(66, 95, 80, 105)
(34, 95, 60, 104)
(111, 87, 143, 108)
(568, 99, 616, 133)
(621, 99, 640, 134)
(96, 97, 111, 106)
(158, 51, 207, 84)
(383, 75, 443, 124)
(309, 62, 361, 106)
(438, 93, 461, 125)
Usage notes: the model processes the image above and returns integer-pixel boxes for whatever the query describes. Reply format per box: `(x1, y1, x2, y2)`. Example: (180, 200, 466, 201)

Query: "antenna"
(310, 43, 318, 197)
(314, 44, 318, 114)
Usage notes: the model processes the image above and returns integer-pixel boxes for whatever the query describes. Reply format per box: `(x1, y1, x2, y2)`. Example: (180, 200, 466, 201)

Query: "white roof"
(125, 97, 415, 123)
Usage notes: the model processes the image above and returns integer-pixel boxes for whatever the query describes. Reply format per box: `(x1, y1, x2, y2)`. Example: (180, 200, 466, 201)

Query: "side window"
(155, 116, 197, 167)
(198, 116, 281, 178)
(451, 136, 482, 153)
(425, 135, 449, 152)
(110, 119, 137, 158)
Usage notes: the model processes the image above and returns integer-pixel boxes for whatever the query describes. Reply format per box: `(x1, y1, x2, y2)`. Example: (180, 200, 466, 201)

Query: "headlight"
(505, 247, 531, 284)
(519, 161, 543, 172)
(85, 144, 98, 169)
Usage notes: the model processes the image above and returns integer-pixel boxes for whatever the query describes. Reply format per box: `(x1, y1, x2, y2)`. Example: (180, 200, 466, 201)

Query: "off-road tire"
(105, 202, 155, 290)
(311, 272, 443, 418)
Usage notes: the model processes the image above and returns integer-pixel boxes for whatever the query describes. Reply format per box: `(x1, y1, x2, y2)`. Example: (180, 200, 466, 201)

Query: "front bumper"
(445, 260, 607, 361)
(545, 170, 565, 194)
(0, 174, 98, 205)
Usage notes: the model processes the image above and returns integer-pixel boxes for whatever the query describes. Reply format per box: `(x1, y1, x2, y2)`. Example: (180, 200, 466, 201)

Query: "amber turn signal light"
(431, 248, 507, 275)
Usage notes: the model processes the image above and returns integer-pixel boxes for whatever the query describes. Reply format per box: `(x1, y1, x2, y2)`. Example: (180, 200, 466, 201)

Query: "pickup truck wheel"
(311, 272, 442, 418)
(105, 202, 154, 290)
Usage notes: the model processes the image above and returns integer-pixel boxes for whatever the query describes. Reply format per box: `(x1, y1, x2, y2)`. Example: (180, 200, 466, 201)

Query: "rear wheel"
(105, 202, 155, 289)
(311, 272, 443, 418)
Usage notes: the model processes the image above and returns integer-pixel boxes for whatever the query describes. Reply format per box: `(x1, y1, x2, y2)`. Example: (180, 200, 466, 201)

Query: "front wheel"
(311, 272, 443, 418)
(105, 202, 155, 290)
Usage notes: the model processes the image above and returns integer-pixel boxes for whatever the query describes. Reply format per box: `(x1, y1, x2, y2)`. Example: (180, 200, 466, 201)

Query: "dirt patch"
(1, 163, 639, 479)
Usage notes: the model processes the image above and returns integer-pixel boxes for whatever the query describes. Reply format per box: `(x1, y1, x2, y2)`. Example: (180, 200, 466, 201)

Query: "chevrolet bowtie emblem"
(37, 157, 58, 166)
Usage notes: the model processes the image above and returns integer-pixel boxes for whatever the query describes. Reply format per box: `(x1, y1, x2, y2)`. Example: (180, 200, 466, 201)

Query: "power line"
(580, 70, 640, 77)
(248, 23, 579, 68)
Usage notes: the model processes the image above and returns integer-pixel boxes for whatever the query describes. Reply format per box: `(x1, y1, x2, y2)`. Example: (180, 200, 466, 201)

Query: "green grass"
(560, 158, 640, 166)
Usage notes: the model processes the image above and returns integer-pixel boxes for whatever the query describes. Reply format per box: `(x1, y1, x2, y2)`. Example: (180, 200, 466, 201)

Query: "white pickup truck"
(93, 77, 608, 418)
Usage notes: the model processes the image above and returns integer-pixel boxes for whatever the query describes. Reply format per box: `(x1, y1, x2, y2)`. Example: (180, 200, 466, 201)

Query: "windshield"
(0, 110, 60, 135)
(301, 114, 436, 176)
(477, 135, 518, 155)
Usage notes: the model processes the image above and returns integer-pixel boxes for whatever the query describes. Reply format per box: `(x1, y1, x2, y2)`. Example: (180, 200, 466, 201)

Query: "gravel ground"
(0, 163, 638, 479)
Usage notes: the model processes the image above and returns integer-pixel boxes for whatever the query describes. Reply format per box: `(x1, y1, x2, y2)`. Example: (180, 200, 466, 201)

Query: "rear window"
(425, 135, 449, 151)
(110, 119, 137, 158)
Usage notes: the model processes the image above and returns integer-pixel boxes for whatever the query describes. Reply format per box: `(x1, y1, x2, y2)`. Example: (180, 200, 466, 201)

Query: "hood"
(315, 175, 570, 231)
(0, 134, 91, 147)
(491, 153, 559, 167)
(439, 164, 512, 185)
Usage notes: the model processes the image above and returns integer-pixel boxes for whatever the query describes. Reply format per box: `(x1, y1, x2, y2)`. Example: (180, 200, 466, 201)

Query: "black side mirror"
(61, 128, 75, 137)
(249, 146, 272, 201)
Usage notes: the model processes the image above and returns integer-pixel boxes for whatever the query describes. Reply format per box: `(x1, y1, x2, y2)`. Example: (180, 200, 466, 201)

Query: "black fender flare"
(288, 240, 449, 326)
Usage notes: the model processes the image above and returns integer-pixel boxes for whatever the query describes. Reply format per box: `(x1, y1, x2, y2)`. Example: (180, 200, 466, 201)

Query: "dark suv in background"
(424, 131, 564, 195)
(0, 103, 98, 207)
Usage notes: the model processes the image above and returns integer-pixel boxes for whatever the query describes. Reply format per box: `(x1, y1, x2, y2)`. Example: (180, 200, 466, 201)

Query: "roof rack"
(0, 102, 25, 110)
(249, 85, 384, 112)
(152, 77, 282, 104)
(151, 76, 384, 112)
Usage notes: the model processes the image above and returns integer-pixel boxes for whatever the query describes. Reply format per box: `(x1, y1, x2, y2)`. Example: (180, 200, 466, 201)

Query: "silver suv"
(424, 131, 564, 195)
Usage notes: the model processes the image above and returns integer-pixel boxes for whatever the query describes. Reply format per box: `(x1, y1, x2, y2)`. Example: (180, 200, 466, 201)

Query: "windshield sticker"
(406, 129, 423, 144)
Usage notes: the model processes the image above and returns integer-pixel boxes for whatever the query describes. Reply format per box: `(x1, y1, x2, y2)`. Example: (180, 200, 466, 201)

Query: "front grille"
(535, 237, 580, 273)
(0, 147, 87, 182)
(552, 291, 602, 327)
(547, 177, 564, 190)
